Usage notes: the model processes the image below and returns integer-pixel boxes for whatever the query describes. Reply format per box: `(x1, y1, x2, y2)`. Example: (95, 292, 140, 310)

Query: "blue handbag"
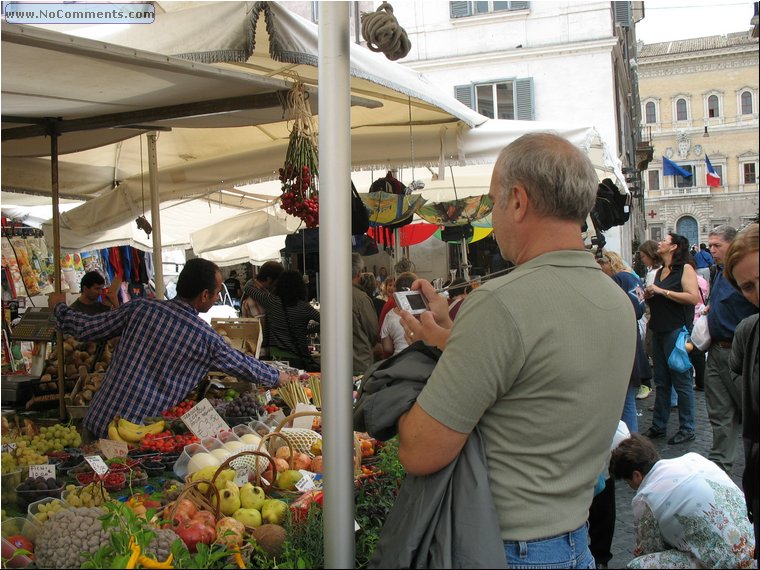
(667, 326, 692, 373)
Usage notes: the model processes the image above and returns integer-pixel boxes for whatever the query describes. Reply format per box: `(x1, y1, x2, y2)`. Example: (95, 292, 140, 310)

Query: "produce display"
(0, 381, 398, 569)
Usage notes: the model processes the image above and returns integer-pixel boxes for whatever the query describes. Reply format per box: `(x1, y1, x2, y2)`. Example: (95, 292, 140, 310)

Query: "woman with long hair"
(641, 232, 700, 445)
(243, 269, 320, 371)
(724, 223, 759, 558)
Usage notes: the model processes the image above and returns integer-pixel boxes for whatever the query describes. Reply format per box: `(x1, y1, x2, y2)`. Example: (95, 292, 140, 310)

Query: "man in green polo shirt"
(397, 133, 636, 568)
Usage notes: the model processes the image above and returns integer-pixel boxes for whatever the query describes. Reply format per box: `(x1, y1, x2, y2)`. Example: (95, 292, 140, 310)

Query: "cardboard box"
(211, 318, 263, 359)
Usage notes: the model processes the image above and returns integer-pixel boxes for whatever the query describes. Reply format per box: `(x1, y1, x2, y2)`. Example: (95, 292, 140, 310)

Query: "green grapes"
(32, 499, 66, 522)
(63, 482, 111, 508)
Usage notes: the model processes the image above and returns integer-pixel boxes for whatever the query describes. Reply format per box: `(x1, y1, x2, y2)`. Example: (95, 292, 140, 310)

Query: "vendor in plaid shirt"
(48, 258, 295, 438)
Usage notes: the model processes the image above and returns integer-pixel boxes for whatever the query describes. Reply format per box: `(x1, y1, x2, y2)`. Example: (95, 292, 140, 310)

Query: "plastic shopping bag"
(667, 326, 692, 373)
(691, 313, 711, 351)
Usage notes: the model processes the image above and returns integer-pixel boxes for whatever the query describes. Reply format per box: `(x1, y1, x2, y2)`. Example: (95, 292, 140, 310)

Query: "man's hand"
(106, 276, 122, 308)
(47, 292, 66, 310)
(277, 370, 299, 388)
(395, 279, 454, 350)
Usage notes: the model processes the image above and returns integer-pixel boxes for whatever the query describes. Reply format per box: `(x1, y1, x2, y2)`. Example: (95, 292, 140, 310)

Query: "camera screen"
(407, 294, 427, 311)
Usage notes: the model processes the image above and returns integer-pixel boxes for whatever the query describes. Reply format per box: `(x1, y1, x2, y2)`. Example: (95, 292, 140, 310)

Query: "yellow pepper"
(233, 547, 245, 569)
(137, 553, 174, 569)
(126, 537, 141, 569)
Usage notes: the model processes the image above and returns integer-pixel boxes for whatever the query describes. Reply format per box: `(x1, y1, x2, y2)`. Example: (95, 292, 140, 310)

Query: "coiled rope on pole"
(361, 2, 411, 61)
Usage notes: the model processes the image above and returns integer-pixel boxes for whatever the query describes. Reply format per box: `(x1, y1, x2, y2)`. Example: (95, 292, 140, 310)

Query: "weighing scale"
(9, 307, 57, 342)
(2, 308, 58, 404)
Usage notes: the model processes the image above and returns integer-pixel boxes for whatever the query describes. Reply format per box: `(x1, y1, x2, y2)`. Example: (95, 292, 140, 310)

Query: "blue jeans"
(504, 524, 595, 568)
(650, 329, 695, 434)
(621, 384, 639, 433)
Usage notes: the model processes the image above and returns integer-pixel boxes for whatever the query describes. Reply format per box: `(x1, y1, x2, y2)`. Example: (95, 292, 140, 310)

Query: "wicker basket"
(271, 410, 362, 480)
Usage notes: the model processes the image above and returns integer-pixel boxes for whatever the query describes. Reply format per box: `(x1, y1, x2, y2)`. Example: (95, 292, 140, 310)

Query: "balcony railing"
(647, 184, 759, 198)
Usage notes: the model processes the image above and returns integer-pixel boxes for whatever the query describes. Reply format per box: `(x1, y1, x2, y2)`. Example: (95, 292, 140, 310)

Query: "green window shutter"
(454, 84, 475, 110)
(450, 1, 472, 18)
(515, 78, 534, 120)
(612, 2, 631, 27)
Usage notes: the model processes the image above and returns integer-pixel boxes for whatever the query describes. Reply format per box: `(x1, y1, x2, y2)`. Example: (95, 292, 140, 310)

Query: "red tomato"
(5, 534, 33, 553)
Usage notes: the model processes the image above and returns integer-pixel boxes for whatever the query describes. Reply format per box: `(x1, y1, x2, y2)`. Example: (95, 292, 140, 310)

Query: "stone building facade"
(637, 32, 759, 246)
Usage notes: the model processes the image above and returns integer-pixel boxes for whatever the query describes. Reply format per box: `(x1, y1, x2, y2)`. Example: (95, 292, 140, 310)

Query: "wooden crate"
(211, 318, 263, 359)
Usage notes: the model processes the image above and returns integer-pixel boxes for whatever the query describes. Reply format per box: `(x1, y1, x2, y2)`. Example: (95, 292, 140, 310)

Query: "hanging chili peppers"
(279, 81, 319, 228)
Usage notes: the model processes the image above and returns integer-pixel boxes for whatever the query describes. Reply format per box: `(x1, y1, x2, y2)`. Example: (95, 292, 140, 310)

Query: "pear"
(214, 468, 236, 491)
(190, 465, 219, 494)
(240, 483, 266, 511)
(233, 507, 262, 529)
(214, 481, 241, 517)
(261, 499, 288, 525)
(275, 469, 303, 491)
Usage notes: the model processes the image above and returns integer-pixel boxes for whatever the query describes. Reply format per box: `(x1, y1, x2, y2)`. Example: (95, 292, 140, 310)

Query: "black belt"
(715, 339, 733, 349)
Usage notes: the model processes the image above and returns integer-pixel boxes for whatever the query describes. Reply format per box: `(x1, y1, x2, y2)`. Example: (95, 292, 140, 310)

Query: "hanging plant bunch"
(279, 81, 319, 228)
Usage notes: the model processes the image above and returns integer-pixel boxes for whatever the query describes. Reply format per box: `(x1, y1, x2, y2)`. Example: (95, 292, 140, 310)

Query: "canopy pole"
(318, 3, 354, 569)
(393, 228, 401, 271)
(461, 238, 471, 282)
(49, 126, 66, 421)
(146, 133, 164, 299)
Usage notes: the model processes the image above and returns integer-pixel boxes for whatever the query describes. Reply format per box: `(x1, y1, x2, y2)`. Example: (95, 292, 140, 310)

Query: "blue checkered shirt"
(54, 299, 280, 438)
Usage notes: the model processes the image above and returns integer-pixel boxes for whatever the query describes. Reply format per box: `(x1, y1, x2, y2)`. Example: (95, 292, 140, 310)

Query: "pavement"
(606, 386, 746, 569)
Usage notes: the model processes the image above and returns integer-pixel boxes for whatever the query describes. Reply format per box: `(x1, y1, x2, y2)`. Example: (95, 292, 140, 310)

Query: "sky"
(635, 0, 757, 43)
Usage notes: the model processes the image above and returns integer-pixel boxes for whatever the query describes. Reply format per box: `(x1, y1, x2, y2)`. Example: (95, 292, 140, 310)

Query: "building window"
(645, 102, 656, 124)
(707, 95, 720, 118)
(676, 98, 688, 121)
(650, 226, 663, 242)
(450, 1, 529, 18)
(744, 163, 757, 184)
(741, 91, 753, 115)
(676, 165, 694, 188)
(455, 78, 534, 120)
(647, 170, 660, 190)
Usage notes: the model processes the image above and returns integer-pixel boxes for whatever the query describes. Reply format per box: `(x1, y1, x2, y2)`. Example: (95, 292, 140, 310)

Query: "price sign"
(84, 455, 109, 476)
(293, 403, 318, 430)
(181, 398, 230, 440)
(295, 470, 316, 492)
(28, 464, 56, 479)
(234, 468, 251, 487)
(99, 438, 128, 459)
(1, 443, 17, 453)
(264, 390, 272, 403)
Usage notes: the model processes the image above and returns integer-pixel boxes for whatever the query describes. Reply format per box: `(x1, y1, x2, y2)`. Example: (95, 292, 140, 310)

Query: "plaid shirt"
(54, 298, 280, 438)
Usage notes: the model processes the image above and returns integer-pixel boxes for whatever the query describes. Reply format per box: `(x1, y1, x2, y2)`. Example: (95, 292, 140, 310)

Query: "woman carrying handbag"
(641, 233, 701, 445)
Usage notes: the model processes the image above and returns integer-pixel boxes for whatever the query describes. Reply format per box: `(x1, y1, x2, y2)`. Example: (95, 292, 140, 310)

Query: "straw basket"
(270, 410, 362, 480)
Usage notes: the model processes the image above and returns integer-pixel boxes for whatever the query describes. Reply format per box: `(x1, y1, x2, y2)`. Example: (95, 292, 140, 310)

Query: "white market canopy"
(1, 1, 625, 256)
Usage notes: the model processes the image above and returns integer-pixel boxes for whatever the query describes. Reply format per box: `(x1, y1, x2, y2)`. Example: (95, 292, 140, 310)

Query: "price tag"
(264, 390, 272, 403)
(28, 464, 56, 479)
(293, 403, 318, 430)
(99, 438, 128, 459)
(181, 398, 230, 440)
(1, 443, 17, 453)
(84, 455, 109, 476)
(295, 470, 316, 492)
(234, 468, 250, 487)
(354, 520, 361, 532)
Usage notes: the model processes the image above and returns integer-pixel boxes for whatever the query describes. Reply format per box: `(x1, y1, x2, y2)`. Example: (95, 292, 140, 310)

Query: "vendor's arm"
(209, 336, 291, 388)
(51, 298, 130, 341)
(398, 403, 468, 476)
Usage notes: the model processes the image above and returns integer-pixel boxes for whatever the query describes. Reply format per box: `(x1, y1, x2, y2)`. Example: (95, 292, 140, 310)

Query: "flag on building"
(663, 156, 692, 178)
(705, 154, 721, 187)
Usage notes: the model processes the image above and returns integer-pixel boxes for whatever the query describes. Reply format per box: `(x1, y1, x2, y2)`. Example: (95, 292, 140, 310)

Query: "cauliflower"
(35, 507, 111, 569)
(145, 528, 183, 561)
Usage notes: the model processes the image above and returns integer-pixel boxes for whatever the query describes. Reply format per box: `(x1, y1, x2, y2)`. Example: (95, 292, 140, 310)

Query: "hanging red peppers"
(279, 81, 319, 228)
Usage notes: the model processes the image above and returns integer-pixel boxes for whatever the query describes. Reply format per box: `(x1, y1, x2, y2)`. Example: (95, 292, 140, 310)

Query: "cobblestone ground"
(607, 386, 746, 569)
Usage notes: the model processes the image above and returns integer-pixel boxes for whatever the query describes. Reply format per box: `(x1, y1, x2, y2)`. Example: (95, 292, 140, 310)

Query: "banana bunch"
(108, 416, 165, 443)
